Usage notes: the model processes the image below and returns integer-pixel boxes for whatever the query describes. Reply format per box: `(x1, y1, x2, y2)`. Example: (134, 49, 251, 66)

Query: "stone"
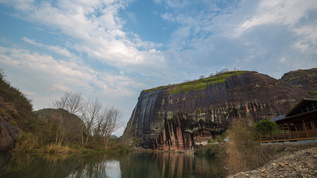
(278, 163, 286, 168)
(0, 114, 19, 151)
(122, 71, 312, 150)
(229, 147, 317, 178)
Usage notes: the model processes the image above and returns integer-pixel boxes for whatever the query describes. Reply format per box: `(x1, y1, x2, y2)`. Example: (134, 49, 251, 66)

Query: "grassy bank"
(11, 132, 133, 155)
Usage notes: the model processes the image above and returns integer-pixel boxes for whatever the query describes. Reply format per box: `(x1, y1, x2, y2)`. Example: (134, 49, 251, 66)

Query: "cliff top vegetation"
(281, 68, 317, 83)
(143, 70, 249, 94)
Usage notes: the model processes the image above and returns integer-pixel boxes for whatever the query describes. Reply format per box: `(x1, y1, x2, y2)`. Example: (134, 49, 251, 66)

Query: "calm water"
(0, 151, 225, 178)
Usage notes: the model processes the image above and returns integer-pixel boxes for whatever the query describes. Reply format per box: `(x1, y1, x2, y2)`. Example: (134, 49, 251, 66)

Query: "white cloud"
(237, 0, 317, 36)
(23, 37, 73, 57)
(1, 0, 160, 66)
(0, 46, 139, 104)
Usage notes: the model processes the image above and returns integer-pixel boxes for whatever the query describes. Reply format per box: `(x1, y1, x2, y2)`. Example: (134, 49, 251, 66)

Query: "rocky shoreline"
(228, 147, 317, 177)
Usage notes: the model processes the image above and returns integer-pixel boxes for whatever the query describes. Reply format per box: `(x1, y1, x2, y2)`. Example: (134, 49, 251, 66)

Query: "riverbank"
(228, 146, 317, 177)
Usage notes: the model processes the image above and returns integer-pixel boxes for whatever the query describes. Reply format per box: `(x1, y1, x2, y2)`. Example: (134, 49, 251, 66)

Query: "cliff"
(122, 71, 311, 151)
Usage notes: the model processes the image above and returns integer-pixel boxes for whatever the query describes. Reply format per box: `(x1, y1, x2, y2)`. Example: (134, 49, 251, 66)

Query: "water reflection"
(0, 151, 224, 178)
(120, 151, 224, 178)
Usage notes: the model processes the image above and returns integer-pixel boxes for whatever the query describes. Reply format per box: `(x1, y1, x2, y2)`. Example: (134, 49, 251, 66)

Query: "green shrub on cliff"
(142, 70, 249, 94)
(169, 71, 248, 94)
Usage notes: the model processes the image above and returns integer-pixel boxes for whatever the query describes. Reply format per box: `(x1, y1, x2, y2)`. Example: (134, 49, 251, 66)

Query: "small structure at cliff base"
(262, 98, 317, 144)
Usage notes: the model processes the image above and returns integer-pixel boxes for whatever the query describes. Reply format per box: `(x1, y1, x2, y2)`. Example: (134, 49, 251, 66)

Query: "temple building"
(262, 98, 317, 144)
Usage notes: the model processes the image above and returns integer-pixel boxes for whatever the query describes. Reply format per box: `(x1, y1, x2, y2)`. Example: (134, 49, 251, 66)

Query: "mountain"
(122, 70, 312, 151)
(281, 68, 317, 98)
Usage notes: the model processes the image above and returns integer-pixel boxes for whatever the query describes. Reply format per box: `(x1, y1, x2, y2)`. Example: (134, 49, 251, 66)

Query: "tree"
(81, 98, 102, 145)
(52, 91, 85, 144)
(254, 119, 279, 140)
(53, 91, 84, 115)
(98, 106, 122, 147)
(53, 91, 122, 148)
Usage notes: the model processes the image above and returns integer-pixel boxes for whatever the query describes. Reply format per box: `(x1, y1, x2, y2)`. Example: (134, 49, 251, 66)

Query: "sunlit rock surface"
(122, 71, 311, 150)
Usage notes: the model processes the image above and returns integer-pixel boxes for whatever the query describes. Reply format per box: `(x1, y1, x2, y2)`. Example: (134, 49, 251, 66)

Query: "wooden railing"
(261, 130, 317, 143)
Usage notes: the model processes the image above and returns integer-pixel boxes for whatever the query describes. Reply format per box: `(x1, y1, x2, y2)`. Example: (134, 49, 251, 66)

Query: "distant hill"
(36, 108, 85, 144)
(281, 68, 317, 98)
(122, 70, 314, 151)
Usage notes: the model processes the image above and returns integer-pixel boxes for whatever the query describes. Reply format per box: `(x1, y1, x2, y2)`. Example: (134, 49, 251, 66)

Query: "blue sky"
(0, 0, 317, 135)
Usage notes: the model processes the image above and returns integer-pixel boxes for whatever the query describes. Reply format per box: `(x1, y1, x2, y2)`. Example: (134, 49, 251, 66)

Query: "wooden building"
(262, 98, 317, 143)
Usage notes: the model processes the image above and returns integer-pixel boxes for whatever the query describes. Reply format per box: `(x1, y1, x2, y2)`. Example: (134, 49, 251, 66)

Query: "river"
(0, 151, 225, 178)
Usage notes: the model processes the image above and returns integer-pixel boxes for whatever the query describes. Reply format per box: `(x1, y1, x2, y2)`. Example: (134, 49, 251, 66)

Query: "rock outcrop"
(0, 114, 19, 151)
(122, 71, 311, 151)
(36, 108, 85, 143)
(281, 68, 317, 92)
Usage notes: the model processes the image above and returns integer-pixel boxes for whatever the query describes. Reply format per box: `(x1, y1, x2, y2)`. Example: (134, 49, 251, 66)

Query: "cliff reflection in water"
(120, 151, 224, 178)
(0, 151, 224, 178)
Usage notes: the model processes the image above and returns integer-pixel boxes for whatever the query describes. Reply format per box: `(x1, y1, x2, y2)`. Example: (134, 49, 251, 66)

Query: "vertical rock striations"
(123, 71, 311, 151)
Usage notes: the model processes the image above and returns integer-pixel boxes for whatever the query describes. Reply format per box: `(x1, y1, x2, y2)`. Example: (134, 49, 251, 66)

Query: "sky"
(0, 0, 316, 135)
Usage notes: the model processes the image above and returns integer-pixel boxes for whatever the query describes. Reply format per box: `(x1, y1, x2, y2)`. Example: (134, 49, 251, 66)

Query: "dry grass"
(13, 132, 80, 154)
(46, 143, 79, 154)
(13, 132, 40, 152)
(223, 119, 279, 175)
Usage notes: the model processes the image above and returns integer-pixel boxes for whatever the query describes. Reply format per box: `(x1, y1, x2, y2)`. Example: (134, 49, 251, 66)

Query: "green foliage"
(141, 71, 249, 95)
(168, 71, 248, 94)
(194, 144, 220, 159)
(216, 134, 225, 143)
(142, 86, 168, 93)
(254, 119, 279, 139)
(208, 139, 215, 143)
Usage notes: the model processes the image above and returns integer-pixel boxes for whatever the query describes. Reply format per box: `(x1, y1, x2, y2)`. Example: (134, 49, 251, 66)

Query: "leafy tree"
(254, 119, 279, 140)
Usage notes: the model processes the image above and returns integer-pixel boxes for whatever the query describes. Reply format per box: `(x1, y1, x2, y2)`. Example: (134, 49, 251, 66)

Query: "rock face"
(281, 68, 317, 92)
(122, 71, 311, 151)
(0, 114, 19, 151)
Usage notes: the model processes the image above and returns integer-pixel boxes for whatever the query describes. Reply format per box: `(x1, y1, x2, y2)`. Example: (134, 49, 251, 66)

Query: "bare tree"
(52, 91, 85, 144)
(98, 106, 122, 147)
(52, 91, 122, 147)
(53, 91, 84, 115)
(81, 98, 102, 145)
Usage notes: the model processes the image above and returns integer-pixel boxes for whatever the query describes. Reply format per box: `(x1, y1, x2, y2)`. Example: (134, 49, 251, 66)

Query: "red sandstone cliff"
(122, 71, 312, 151)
